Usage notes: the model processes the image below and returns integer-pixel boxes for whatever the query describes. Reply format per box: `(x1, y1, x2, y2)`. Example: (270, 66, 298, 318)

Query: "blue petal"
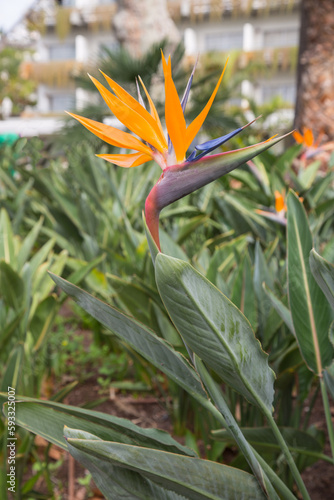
(186, 127, 243, 162)
(186, 117, 260, 163)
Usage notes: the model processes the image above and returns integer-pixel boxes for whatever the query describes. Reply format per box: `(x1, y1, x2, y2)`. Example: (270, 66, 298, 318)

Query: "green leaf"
(0, 311, 23, 351)
(263, 284, 295, 335)
(212, 427, 327, 465)
(0, 209, 15, 265)
(65, 428, 187, 500)
(306, 171, 334, 208)
(176, 215, 209, 245)
(48, 273, 209, 406)
(107, 274, 153, 324)
(0, 345, 24, 391)
(155, 254, 275, 411)
(65, 428, 267, 500)
(253, 241, 277, 343)
(29, 295, 59, 351)
(309, 249, 334, 310)
(2, 397, 195, 457)
(61, 253, 106, 289)
(194, 356, 279, 500)
(16, 217, 43, 272)
(160, 230, 188, 262)
(324, 361, 334, 400)
(231, 255, 257, 331)
(287, 191, 333, 374)
(0, 261, 25, 310)
(298, 160, 321, 190)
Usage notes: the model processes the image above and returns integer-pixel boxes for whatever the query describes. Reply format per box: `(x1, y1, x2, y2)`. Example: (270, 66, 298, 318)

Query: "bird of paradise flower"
(68, 52, 290, 249)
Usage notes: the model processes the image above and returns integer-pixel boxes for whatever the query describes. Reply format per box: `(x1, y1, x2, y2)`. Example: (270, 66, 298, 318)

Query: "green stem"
(252, 450, 298, 500)
(201, 399, 297, 500)
(302, 383, 319, 431)
(320, 377, 334, 459)
(264, 410, 311, 500)
(195, 357, 282, 500)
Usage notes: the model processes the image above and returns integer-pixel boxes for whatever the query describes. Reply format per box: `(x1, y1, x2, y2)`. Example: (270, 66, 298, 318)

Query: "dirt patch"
(301, 392, 334, 500)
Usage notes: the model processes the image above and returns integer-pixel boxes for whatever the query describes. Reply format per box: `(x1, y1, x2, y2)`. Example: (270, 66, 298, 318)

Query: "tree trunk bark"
(113, 0, 180, 57)
(294, 0, 334, 140)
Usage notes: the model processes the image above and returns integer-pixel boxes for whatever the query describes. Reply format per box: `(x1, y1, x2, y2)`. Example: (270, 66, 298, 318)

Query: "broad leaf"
(155, 254, 275, 411)
(0, 345, 24, 392)
(263, 284, 295, 335)
(2, 397, 195, 457)
(65, 428, 267, 500)
(287, 191, 333, 374)
(309, 249, 334, 310)
(49, 273, 209, 406)
(0, 261, 25, 311)
(65, 428, 187, 500)
(231, 255, 257, 331)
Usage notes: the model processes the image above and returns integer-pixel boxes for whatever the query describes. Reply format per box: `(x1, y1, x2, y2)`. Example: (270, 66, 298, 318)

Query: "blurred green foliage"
(0, 47, 36, 116)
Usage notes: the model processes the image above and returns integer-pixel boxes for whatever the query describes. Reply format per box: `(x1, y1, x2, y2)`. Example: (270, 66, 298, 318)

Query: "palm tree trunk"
(294, 0, 334, 140)
(113, 0, 180, 57)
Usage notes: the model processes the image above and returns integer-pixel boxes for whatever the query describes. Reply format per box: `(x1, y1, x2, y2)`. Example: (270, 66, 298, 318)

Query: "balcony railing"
(27, 3, 118, 40)
(167, 0, 301, 22)
(27, 0, 301, 40)
(20, 45, 297, 90)
(20, 60, 84, 88)
(202, 46, 298, 77)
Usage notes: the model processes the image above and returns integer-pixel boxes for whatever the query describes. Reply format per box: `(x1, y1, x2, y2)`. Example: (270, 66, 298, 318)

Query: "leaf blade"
(155, 254, 275, 411)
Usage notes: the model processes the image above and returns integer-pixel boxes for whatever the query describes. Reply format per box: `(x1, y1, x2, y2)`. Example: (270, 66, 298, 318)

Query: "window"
(263, 29, 298, 48)
(50, 94, 75, 112)
(205, 31, 243, 51)
(262, 83, 296, 104)
(49, 43, 76, 60)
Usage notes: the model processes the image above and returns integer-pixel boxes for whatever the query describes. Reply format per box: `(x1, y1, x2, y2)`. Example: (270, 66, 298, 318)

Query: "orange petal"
(162, 51, 187, 163)
(274, 190, 286, 212)
(185, 58, 228, 151)
(303, 128, 314, 147)
(138, 76, 166, 141)
(97, 152, 152, 168)
(89, 75, 167, 153)
(100, 71, 167, 150)
(292, 130, 304, 144)
(67, 112, 153, 156)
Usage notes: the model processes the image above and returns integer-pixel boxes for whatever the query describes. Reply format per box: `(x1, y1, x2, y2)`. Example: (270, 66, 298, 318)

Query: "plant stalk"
(264, 410, 311, 500)
(201, 399, 298, 500)
(320, 377, 334, 459)
(195, 356, 281, 500)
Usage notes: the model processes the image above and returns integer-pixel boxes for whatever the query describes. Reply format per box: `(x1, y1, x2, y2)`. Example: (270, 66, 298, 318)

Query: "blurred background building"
(1, 0, 301, 132)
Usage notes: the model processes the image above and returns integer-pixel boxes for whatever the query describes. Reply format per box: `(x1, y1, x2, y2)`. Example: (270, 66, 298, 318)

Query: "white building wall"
(34, 24, 118, 113)
(33, 3, 300, 114)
